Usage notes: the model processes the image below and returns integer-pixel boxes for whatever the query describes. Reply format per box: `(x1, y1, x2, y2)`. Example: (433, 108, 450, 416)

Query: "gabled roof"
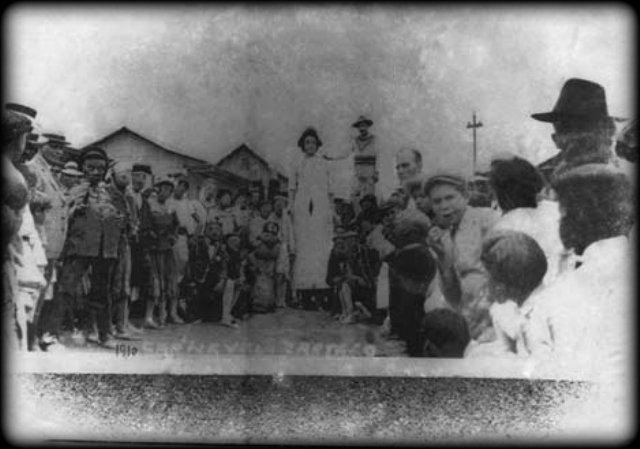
(82, 126, 208, 166)
(216, 143, 288, 180)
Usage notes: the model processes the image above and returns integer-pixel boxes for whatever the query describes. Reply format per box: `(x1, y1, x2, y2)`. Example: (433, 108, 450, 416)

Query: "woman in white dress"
(289, 127, 334, 308)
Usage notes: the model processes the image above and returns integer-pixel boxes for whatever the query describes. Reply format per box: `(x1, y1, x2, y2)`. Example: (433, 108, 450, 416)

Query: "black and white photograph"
(2, 2, 636, 445)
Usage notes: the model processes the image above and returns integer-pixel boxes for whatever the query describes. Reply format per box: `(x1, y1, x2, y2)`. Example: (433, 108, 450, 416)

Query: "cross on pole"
(466, 111, 483, 175)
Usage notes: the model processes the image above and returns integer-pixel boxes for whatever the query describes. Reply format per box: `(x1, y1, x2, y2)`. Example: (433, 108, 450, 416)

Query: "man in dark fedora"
(531, 78, 619, 177)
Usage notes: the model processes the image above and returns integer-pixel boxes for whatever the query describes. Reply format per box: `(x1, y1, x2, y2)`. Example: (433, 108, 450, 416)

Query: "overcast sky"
(4, 4, 635, 195)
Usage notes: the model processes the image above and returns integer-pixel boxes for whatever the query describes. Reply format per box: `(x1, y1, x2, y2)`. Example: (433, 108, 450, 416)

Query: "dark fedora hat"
(531, 78, 614, 123)
(352, 115, 373, 128)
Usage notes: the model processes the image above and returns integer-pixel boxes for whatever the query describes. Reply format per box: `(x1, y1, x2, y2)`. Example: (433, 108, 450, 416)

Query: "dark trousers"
(397, 290, 426, 357)
(388, 270, 402, 334)
(44, 256, 115, 341)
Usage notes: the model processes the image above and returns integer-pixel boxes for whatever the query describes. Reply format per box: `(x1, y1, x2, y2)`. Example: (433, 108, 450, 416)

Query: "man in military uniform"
(41, 146, 124, 350)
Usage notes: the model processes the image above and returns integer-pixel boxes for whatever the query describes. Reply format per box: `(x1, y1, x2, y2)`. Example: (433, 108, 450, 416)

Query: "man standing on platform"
(349, 115, 379, 211)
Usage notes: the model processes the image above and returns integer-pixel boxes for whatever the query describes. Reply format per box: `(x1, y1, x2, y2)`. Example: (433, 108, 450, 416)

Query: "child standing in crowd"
(128, 164, 152, 310)
(220, 232, 247, 328)
(208, 189, 236, 237)
(270, 193, 295, 308)
(335, 201, 357, 232)
(231, 190, 252, 244)
(41, 146, 124, 350)
(106, 162, 140, 340)
(248, 183, 263, 212)
(139, 176, 180, 329)
(248, 221, 280, 314)
(191, 220, 228, 323)
(248, 199, 273, 248)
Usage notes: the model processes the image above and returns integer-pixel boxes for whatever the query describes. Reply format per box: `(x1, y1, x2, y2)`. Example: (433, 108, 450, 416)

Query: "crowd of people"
(2, 77, 636, 392)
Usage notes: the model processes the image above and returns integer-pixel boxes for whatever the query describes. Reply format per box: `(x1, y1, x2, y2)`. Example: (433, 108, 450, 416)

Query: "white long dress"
(291, 154, 334, 290)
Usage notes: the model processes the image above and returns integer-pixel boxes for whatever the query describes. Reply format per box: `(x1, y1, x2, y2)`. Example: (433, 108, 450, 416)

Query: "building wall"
(217, 148, 274, 189)
(99, 132, 204, 176)
(217, 147, 288, 192)
(98, 131, 241, 200)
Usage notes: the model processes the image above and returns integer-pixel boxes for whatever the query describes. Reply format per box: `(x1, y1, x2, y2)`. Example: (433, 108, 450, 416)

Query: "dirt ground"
(56, 307, 408, 357)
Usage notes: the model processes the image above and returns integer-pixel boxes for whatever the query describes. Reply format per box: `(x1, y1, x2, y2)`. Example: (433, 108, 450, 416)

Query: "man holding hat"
(41, 146, 124, 350)
(424, 172, 499, 342)
(531, 78, 620, 178)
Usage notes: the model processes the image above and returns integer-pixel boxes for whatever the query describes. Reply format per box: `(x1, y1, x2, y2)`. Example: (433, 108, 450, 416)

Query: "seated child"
(421, 308, 471, 358)
(466, 230, 548, 358)
(326, 230, 376, 324)
(248, 221, 280, 314)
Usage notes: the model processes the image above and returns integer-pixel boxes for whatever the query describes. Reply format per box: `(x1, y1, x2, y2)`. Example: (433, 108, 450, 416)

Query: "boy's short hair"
(389, 243, 436, 284)
(421, 308, 471, 358)
(481, 230, 548, 301)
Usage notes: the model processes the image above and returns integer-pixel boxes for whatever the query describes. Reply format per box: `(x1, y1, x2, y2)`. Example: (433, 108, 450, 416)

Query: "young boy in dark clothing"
(191, 220, 228, 322)
(248, 221, 280, 314)
(326, 230, 377, 324)
(386, 242, 438, 357)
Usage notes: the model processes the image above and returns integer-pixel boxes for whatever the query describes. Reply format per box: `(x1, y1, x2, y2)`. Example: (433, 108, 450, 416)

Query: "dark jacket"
(62, 182, 124, 259)
(139, 197, 178, 252)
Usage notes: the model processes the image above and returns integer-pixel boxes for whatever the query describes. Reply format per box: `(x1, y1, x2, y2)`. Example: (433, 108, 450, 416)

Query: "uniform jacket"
(63, 181, 124, 260)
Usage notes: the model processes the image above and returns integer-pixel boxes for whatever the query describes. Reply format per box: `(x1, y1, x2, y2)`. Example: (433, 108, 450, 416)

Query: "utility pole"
(466, 111, 483, 175)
